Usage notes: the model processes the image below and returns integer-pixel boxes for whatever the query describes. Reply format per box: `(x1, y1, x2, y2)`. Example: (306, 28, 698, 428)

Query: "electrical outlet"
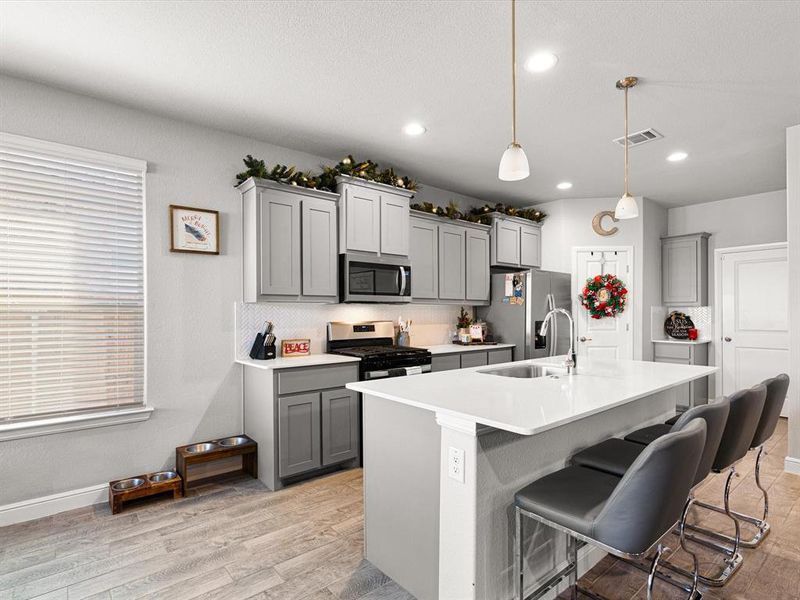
(448, 446, 465, 483)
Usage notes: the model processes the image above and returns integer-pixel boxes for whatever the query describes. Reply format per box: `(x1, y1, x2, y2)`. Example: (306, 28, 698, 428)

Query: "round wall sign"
(664, 311, 695, 339)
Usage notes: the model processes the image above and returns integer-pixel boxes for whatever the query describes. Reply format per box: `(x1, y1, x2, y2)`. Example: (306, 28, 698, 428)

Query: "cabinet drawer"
(487, 348, 513, 365)
(653, 343, 691, 361)
(277, 364, 358, 395)
(460, 352, 488, 369)
(431, 354, 461, 372)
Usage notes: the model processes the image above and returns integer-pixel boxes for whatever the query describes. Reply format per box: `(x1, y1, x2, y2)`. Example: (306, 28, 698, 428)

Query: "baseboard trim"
(785, 456, 800, 476)
(0, 483, 107, 527)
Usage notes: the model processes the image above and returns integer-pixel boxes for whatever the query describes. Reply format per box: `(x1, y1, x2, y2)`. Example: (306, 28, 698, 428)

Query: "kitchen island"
(347, 357, 717, 600)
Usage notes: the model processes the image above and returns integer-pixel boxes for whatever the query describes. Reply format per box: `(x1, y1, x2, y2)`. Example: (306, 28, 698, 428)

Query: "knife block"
(253, 344, 276, 360)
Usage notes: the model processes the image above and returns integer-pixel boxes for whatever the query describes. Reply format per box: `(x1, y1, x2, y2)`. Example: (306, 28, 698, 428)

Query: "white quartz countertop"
(424, 343, 516, 355)
(347, 357, 718, 436)
(652, 338, 712, 345)
(236, 354, 361, 370)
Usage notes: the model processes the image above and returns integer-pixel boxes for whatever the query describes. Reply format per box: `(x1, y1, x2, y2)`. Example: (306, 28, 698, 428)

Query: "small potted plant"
(457, 307, 473, 343)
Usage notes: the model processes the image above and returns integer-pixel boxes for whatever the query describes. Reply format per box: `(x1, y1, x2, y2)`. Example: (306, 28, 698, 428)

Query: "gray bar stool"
(691, 374, 788, 549)
(513, 420, 706, 600)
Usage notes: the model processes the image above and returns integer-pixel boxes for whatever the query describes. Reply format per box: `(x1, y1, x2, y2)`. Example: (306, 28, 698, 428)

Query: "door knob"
(579, 336, 592, 342)
(724, 337, 732, 342)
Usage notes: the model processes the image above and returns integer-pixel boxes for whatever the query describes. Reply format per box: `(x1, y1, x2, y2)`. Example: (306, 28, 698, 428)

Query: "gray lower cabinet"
(438, 223, 466, 300)
(653, 342, 709, 408)
(410, 216, 438, 299)
(239, 177, 339, 303)
(278, 393, 322, 477)
(321, 388, 359, 465)
(431, 348, 513, 372)
(244, 362, 360, 491)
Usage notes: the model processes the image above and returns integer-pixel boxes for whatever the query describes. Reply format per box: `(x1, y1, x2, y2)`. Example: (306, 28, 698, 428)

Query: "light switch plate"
(448, 446, 465, 483)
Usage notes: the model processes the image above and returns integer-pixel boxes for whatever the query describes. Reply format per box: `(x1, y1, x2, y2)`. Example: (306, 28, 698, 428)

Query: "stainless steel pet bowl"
(112, 478, 145, 491)
(148, 471, 179, 483)
(218, 436, 250, 447)
(184, 442, 216, 454)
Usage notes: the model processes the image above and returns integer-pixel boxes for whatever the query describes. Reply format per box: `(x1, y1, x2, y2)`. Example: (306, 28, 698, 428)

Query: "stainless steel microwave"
(340, 254, 412, 303)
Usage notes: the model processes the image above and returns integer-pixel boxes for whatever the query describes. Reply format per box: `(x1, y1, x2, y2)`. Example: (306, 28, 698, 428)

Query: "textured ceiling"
(1, 0, 799, 207)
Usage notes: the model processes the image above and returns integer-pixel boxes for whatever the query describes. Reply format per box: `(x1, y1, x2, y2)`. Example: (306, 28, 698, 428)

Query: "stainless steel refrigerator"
(476, 270, 573, 360)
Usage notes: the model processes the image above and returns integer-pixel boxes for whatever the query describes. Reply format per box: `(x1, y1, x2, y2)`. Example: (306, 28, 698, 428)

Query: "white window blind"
(0, 132, 147, 423)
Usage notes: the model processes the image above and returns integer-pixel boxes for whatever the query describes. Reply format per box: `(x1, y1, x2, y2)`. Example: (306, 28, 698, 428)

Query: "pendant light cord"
(623, 85, 629, 195)
(511, 0, 517, 144)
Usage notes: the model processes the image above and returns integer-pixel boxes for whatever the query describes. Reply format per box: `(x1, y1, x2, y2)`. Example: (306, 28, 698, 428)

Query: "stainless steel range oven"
(340, 253, 412, 303)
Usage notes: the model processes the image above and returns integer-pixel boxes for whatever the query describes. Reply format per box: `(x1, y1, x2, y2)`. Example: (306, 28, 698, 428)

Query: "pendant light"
(614, 76, 639, 219)
(498, 0, 530, 181)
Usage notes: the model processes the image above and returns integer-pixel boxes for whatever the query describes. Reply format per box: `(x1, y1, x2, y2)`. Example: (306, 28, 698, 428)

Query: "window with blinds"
(1, 132, 146, 423)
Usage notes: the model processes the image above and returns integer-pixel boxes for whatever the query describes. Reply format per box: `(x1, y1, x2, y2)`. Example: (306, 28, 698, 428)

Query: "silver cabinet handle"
(579, 336, 592, 342)
(399, 266, 407, 296)
(724, 336, 732, 342)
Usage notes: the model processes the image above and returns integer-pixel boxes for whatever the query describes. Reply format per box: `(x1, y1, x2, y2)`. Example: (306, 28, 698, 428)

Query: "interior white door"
(720, 245, 789, 416)
(573, 249, 633, 361)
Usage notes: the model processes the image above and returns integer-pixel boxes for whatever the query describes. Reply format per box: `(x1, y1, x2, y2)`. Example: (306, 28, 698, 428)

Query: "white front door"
(720, 244, 789, 416)
(573, 248, 633, 361)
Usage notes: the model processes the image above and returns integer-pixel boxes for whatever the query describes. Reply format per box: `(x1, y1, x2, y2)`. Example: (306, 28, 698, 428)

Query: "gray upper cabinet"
(492, 220, 520, 266)
(410, 215, 438, 299)
(336, 176, 413, 257)
(438, 223, 466, 300)
(489, 213, 542, 269)
(278, 392, 322, 478)
(662, 232, 710, 306)
(302, 197, 338, 297)
(321, 388, 359, 466)
(520, 225, 541, 268)
(259, 189, 301, 296)
(466, 229, 490, 302)
(380, 195, 410, 256)
(239, 178, 339, 303)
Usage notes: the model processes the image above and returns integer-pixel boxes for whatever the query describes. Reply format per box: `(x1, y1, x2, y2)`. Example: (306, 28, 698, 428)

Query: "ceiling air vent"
(612, 128, 663, 148)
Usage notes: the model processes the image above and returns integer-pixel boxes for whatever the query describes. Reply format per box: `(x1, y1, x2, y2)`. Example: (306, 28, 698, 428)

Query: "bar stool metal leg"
(515, 505, 524, 600)
(646, 544, 667, 600)
(567, 534, 578, 600)
(691, 446, 771, 548)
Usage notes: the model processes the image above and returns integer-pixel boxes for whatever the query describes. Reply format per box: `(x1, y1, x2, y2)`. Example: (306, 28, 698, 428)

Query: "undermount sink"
(477, 364, 567, 379)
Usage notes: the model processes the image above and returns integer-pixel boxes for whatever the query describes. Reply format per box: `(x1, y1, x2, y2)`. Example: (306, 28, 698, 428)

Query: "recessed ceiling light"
(403, 122, 427, 136)
(667, 151, 688, 162)
(556, 182, 573, 190)
(524, 52, 558, 73)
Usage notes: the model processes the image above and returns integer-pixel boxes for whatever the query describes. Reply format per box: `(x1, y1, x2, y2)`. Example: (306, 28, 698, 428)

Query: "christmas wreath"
(579, 274, 628, 319)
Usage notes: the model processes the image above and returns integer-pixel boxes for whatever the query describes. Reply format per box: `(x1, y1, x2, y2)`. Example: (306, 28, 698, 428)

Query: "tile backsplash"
(236, 302, 469, 359)
(651, 305, 713, 341)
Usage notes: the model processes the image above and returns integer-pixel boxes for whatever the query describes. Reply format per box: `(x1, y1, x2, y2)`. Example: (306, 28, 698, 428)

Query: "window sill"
(0, 407, 154, 442)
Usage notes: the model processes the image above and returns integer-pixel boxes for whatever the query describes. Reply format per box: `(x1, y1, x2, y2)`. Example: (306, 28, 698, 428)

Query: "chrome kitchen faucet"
(539, 308, 576, 373)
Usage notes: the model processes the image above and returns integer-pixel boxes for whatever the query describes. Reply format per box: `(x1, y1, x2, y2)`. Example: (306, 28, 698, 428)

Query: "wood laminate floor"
(1, 419, 798, 600)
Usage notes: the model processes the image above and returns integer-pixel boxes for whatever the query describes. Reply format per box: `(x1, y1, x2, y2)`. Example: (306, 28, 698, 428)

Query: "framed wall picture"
(169, 205, 220, 254)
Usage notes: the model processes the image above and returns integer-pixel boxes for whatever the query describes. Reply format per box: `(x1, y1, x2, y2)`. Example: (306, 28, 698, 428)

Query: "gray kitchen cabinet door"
(344, 186, 381, 253)
(259, 191, 301, 296)
(487, 348, 513, 364)
(493, 220, 521, 266)
(380, 195, 410, 256)
(519, 225, 541, 268)
(466, 229, 490, 302)
(301, 198, 338, 297)
(438, 224, 466, 300)
(410, 217, 438, 299)
(460, 352, 488, 368)
(321, 388, 360, 466)
(431, 354, 461, 372)
(662, 233, 709, 306)
(278, 392, 322, 478)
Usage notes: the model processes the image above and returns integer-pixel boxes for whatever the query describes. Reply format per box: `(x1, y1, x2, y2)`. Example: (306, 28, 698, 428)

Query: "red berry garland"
(579, 274, 628, 319)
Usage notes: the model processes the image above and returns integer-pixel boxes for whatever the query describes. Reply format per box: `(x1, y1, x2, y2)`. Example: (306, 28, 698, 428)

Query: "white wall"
(786, 125, 800, 473)
(533, 196, 668, 360)
(0, 75, 482, 506)
(668, 189, 787, 306)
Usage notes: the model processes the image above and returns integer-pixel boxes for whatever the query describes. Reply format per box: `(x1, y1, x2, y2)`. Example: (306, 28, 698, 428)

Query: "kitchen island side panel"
(473, 387, 677, 600)
(363, 394, 442, 600)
